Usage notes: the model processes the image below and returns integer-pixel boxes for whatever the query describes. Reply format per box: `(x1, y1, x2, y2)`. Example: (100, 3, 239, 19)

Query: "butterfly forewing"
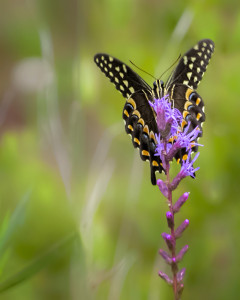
(94, 53, 151, 99)
(166, 39, 214, 90)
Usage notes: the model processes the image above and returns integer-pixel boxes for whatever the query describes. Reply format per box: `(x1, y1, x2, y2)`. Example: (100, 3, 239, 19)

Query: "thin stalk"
(164, 142, 179, 300)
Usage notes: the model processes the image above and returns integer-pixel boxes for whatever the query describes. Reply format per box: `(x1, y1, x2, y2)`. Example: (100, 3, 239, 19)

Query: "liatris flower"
(151, 95, 203, 300)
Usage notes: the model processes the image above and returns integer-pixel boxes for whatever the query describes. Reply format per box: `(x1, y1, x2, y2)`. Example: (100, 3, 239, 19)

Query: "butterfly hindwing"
(166, 39, 214, 90)
(123, 91, 163, 185)
(94, 53, 151, 99)
(171, 84, 205, 149)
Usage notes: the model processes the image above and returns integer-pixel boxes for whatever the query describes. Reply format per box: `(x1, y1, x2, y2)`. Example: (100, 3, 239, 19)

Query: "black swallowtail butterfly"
(94, 39, 214, 185)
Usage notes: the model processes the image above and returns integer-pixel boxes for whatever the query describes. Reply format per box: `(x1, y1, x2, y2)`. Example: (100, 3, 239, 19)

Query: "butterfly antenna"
(158, 54, 181, 80)
(129, 60, 156, 81)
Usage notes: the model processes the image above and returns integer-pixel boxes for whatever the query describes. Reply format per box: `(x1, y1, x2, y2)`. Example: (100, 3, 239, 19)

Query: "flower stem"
(165, 151, 179, 300)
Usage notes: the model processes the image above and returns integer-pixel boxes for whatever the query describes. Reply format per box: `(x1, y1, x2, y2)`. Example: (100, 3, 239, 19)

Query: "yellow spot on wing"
(123, 109, 129, 117)
(143, 125, 149, 135)
(184, 101, 193, 110)
(129, 87, 135, 94)
(185, 88, 193, 100)
(181, 119, 187, 129)
(183, 110, 189, 119)
(187, 72, 192, 80)
(142, 150, 150, 157)
(133, 110, 141, 118)
(134, 138, 140, 145)
(196, 98, 201, 105)
(149, 131, 155, 141)
(183, 56, 188, 65)
(196, 113, 202, 120)
(152, 160, 159, 167)
(128, 125, 133, 131)
(138, 118, 145, 126)
(128, 98, 136, 110)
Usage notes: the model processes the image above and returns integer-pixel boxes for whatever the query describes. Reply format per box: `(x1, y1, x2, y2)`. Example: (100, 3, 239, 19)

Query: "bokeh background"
(0, 0, 240, 299)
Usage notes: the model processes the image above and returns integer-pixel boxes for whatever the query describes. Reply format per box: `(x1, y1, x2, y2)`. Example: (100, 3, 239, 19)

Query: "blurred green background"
(0, 0, 240, 299)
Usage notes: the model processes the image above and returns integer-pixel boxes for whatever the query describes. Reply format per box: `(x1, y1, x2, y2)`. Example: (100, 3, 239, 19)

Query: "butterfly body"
(94, 39, 214, 185)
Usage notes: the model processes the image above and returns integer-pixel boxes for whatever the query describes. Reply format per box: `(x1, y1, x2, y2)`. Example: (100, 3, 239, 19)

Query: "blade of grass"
(0, 231, 79, 293)
(0, 190, 31, 258)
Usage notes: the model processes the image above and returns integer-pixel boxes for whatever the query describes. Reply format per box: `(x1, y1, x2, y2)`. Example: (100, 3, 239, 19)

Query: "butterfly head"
(153, 79, 165, 99)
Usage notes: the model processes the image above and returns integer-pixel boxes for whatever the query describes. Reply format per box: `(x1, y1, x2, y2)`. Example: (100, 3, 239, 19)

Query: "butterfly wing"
(166, 39, 214, 167)
(123, 91, 163, 185)
(166, 39, 215, 90)
(94, 53, 152, 99)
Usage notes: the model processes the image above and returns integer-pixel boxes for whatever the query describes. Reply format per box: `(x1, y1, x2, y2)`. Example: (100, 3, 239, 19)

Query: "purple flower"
(166, 124, 203, 160)
(152, 96, 203, 166)
(153, 95, 204, 299)
(170, 151, 200, 190)
(180, 151, 200, 178)
(149, 96, 182, 138)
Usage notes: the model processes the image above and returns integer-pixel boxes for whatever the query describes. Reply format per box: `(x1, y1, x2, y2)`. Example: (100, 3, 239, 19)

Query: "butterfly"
(94, 39, 214, 185)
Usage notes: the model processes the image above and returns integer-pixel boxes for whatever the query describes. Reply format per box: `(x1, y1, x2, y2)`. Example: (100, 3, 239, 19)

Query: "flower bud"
(176, 245, 189, 262)
(158, 271, 173, 285)
(161, 232, 175, 251)
(177, 268, 186, 283)
(173, 192, 189, 213)
(166, 211, 174, 229)
(175, 219, 189, 239)
(157, 179, 168, 198)
(159, 249, 172, 264)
